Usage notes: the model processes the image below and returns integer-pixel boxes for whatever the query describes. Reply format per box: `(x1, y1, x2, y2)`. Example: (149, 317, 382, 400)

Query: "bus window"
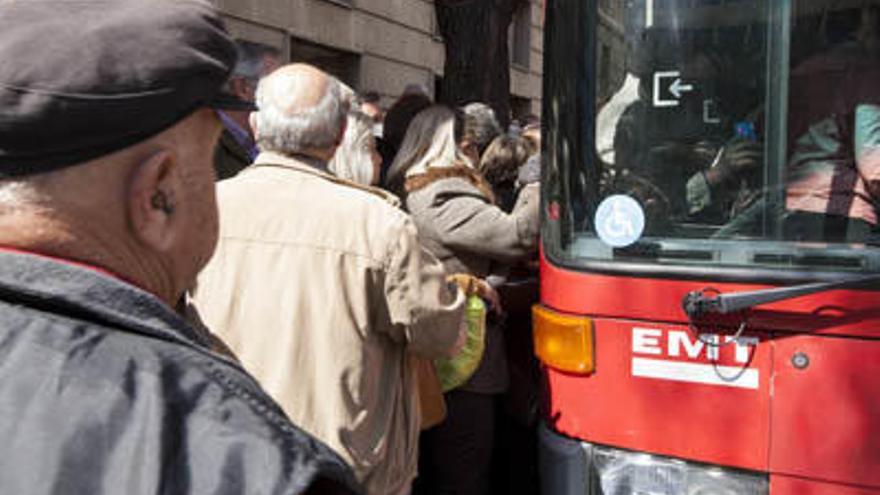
(544, 0, 880, 274)
(784, 3, 880, 243)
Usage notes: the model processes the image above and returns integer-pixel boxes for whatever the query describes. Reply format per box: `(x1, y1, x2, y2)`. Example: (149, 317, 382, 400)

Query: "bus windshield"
(544, 0, 880, 274)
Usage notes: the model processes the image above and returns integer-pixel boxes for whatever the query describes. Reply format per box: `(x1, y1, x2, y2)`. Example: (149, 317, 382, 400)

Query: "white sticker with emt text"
(631, 327, 760, 390)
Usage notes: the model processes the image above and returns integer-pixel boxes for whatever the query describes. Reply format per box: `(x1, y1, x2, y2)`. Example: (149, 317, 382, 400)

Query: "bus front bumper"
(538, 422, 769, 494)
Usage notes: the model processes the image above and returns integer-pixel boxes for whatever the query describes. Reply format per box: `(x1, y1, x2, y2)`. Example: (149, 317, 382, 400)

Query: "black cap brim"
(209, 91, 258, 112)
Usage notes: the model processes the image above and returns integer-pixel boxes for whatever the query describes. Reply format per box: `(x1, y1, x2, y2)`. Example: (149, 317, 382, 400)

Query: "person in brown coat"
(387, 106, 540, 495)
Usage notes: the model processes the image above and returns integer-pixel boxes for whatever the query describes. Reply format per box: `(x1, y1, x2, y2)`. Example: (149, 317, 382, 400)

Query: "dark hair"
(825, 8, 863, 44)
(360, 91, 381, 104)
(378, 93, 433, 185)
(452, 107, 466, 144)
(479, 135, 531, 187)
(479, 135, 531, 212)
(232, 39, 281, 80)
(382, 93, 433, 152)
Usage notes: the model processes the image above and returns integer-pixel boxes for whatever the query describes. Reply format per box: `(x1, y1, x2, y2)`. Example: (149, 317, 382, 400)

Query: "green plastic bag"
(435, 294, 487, 392)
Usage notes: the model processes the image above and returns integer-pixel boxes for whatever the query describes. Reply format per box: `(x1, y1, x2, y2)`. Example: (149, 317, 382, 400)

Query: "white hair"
(253, 76, 347, 155)
(386, 105, 471, 188)
(461, 102, 502, 155)
(329, 111, 376, 186)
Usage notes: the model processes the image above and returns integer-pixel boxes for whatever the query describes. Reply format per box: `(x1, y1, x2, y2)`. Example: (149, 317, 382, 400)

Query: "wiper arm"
(682, 273, 880, 319)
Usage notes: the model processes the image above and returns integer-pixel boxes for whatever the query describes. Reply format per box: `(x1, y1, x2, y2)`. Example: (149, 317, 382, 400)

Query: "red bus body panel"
(770, 335, 880, 488)
(545, 319, 772, 471)
(771, 475, 880, 495)
(541, 254, 880, 491)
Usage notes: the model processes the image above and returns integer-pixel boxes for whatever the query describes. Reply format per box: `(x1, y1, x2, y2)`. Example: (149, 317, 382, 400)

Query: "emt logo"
(631, 327, 760, 390)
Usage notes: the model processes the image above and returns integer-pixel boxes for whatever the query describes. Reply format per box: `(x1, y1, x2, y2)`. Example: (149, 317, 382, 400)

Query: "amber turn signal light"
(532, 304, 594, 374)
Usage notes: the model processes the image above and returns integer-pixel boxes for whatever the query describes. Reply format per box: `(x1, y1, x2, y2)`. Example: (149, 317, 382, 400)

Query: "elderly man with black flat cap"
(0, 1, 358, 494)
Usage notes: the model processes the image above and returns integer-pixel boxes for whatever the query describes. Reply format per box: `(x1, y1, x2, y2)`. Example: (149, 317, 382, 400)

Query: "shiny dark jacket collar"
(0, 250, 360, 494)
(0, 249, 218, 351)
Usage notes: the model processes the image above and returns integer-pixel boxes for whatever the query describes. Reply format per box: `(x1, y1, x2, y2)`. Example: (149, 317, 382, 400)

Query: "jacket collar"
(252, 151, 405, 208)
(0, 249, 216, 352)
(251, 150, 331, 177)
(404, 165, 496, 204)
(218, 128, 253, 165)
(218, 111, 258, 161)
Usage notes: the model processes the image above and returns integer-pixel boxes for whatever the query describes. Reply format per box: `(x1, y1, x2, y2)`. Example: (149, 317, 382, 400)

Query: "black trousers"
(414, 390, 496, 495)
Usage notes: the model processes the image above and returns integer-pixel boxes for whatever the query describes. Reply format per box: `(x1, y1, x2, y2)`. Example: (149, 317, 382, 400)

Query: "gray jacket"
(404, 166, 540, 279)
(404, 166, 540, 393)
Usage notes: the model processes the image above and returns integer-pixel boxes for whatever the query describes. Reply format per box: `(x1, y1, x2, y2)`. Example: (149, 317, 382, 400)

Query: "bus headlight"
(532, 304, 594, 374)
(594, 446, 768, 495)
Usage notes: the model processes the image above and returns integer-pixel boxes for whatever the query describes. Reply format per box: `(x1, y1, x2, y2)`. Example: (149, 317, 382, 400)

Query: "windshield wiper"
(682, 273, 880, 319)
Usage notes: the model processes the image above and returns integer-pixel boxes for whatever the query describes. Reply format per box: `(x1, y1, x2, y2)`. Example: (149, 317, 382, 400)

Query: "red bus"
(533, 1, 880, 493)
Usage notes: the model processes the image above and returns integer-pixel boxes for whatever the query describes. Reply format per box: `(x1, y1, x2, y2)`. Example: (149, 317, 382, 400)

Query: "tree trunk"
(435, 0, 527, 129)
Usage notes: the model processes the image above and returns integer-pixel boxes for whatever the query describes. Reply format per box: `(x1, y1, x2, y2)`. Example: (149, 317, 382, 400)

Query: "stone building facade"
(216, 0, 545, 117)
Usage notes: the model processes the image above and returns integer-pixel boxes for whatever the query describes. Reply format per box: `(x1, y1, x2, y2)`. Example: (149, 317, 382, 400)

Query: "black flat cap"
(0, 0, 249, 176)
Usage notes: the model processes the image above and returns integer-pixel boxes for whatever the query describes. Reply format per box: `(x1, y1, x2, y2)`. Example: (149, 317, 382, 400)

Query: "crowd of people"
(0, 1, 542, 494)
(196, 40, 543, 495)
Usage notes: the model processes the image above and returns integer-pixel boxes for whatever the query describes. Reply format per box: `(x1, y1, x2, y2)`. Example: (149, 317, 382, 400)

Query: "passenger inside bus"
(783, 3, 880, 243)
(715, 2, 880, 242)
(601, 22, 764, 234)
(596, 1, 880, 245)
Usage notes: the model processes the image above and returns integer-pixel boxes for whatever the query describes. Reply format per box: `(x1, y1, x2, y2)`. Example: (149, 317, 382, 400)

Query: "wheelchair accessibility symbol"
(595, 195, 645, 247)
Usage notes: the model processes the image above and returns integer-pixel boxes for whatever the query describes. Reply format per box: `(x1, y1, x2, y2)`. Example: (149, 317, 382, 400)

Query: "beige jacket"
(192, 151, 465, 495)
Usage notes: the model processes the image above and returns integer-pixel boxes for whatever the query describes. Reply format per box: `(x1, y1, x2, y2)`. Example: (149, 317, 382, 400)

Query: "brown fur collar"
(404, 165, 496, 204)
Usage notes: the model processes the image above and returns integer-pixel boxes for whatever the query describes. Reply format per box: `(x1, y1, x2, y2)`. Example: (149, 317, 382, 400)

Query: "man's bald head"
(253, 64, 348, 159)
(261, 64, 332, 115)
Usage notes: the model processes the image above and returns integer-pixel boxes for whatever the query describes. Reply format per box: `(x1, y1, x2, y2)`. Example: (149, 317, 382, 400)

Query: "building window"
(510, 4, 531, 69)
(290, 37, 360, 88)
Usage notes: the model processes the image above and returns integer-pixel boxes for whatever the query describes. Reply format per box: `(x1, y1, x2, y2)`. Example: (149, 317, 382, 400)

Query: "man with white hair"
(192, 64, 469, 495)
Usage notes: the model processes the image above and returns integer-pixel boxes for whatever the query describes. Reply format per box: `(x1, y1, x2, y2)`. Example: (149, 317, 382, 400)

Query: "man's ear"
(128, 150, 183, 253)
(249, 112, 259, 138)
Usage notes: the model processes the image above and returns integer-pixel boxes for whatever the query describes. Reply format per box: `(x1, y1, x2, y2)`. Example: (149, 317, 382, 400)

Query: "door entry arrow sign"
(669, 77, 693, 99)
(653, 71, 694, 107)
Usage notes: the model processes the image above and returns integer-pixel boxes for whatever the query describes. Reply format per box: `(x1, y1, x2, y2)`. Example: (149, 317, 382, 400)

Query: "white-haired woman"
(390, 105, 540, 495)
(329, 110, 382, 186)
(333, 104, 505, 469)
